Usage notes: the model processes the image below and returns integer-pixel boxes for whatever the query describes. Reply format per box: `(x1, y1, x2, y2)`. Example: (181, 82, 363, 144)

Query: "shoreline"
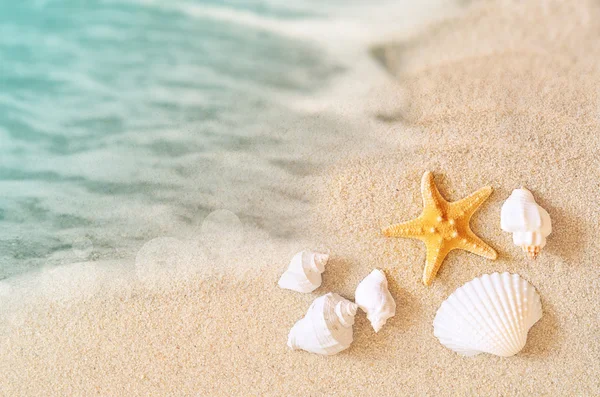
(0, 0, 457, 282)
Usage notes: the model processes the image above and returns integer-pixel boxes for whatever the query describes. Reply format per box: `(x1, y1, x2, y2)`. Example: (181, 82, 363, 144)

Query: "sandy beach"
(2, 0, 600, 395)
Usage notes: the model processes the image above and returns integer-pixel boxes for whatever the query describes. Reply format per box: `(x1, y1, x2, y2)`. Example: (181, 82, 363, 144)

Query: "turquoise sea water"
(0, 0, 454, 279)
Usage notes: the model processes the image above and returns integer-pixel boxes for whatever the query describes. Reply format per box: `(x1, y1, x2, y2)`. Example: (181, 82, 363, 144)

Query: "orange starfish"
(382, 172, 498, 286)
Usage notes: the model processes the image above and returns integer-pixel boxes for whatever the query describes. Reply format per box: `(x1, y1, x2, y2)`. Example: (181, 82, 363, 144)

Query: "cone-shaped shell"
(501, 189, 541, 232)
(433, 272, 542, 357)
(501, 188, 552, 258)
(278, 251, 328, 293)
(355, 269, 396, 332)
(287, 293, 358, 355)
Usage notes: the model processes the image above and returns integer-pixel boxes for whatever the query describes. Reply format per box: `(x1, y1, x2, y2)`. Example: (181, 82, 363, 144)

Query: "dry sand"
(2, 0, 600, 395)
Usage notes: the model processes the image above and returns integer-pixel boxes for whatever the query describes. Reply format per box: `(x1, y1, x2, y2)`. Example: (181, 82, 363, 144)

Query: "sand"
(2, 0, 600, 395)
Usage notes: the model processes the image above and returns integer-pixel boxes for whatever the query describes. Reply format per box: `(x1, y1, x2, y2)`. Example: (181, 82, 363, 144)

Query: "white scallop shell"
(501, 188, 552, 258)
(278, 250, 328, 293)
(433, 272, 542, 357)
(287, 293, 358, 355)
(355, 269, 396, 332)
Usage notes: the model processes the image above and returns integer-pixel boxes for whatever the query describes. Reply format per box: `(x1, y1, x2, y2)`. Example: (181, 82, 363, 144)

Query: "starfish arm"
(456, 231, 498, 260)
(382, 172, 496, 286)
(422, 239, 452, 286)
(382, 217, 425, 239)
(420, 171, 445, 218)
(450, 185, 493, 218)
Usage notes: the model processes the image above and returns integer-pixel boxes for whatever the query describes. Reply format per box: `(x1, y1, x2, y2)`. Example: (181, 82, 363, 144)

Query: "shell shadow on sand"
(541, 202, 585, 263)
(519, 298, 561, 359)
(315, 256, 354, 295)
(349, 269, 421, 357)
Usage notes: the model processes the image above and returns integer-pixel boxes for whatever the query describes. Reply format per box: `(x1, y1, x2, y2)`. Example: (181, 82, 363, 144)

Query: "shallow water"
(0, 0, 458, 279)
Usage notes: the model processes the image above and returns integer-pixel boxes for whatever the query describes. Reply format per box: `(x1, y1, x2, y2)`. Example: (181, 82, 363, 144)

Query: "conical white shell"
(501, 188, 552, 258)
(287, 293, 358, 355)
(355, 269, 396, 332)
(278, 251, 328, 293)
(433, 272, 542, 357)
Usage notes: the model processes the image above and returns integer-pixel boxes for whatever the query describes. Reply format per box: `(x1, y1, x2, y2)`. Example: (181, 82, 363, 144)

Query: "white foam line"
(133, 0, 368, 45)
(130, 0, 464, 65)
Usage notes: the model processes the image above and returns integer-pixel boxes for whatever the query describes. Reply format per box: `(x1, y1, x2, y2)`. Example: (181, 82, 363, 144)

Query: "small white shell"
(433, 272, 542, 357)
(278, 251, 328, 293)
(355, 269, 396, 332)
(287, 293, 358, 355)
(501, 188, 552, 258)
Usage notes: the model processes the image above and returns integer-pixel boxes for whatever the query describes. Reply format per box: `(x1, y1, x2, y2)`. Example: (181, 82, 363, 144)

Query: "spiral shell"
(355, 269, 396, 332)
(501, 188, 552, 258)
(278, 250, 328, 293)
(287, 293, 358, 355)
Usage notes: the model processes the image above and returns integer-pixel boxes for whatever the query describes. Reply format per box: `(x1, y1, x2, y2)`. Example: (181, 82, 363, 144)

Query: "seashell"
(287, 293, 358, 355)
(433, 272, 542, 357)
(501, 188, 552, 258)
(278, 250, 328, 293)
(354, 269, 396, 332)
